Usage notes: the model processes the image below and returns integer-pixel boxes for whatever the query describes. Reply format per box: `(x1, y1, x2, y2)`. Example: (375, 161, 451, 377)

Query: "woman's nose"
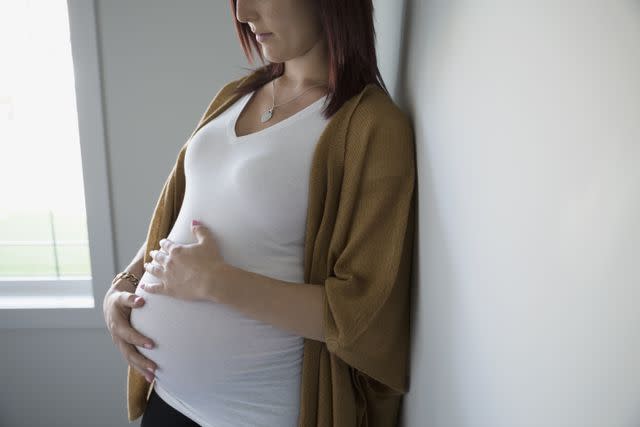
(235, 0, 257, 25)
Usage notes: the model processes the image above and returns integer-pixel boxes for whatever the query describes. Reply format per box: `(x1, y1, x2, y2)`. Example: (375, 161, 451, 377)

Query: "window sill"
(0, 295, 93, 309)
(0, 278, 105, 329)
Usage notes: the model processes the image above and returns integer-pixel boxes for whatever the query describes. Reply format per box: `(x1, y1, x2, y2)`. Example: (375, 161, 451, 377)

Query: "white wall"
(373, 0, 408, 100)
(398, 2, 640, 427)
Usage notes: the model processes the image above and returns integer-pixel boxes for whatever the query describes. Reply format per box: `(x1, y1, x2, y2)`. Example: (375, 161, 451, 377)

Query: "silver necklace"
(260, 78, 328, 123)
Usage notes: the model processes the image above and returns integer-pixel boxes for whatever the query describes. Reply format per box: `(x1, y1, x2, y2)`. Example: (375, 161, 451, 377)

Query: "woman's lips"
(256, 33, 272, 43)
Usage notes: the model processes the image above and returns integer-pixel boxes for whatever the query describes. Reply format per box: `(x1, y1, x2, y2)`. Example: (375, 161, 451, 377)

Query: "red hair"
(228, 0, 389, 119)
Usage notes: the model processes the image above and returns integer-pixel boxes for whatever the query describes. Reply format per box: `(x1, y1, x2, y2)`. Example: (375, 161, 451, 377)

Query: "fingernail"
(134, 297, 142, 304)
(144, 342, 153, 349)
(192, 219, 201, 226)
(147, 367, 155, 374)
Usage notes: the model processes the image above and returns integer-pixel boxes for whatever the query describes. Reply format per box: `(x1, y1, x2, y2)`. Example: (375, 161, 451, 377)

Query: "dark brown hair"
(228, 0, 389, 119)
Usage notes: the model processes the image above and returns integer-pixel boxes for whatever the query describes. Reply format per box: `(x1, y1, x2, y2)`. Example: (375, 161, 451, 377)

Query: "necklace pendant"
(260, 108, 273, 123)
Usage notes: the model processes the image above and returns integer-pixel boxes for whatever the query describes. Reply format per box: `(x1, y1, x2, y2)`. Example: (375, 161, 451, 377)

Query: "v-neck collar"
(188, 72, 379, 144)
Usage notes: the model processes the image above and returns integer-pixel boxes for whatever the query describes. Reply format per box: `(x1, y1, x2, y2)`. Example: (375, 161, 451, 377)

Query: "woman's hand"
(103, 282, 157, 383)
(139, 219, 228, 303)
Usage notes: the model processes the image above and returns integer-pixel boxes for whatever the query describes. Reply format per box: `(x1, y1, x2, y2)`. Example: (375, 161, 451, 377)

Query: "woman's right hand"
(103, 282, 157, 383)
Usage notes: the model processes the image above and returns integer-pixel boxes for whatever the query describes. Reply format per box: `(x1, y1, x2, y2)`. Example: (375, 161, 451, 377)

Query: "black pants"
(141, 388, 201, 427)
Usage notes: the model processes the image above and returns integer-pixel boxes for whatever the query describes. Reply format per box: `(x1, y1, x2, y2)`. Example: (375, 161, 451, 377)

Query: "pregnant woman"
(103, 0, 416, 426)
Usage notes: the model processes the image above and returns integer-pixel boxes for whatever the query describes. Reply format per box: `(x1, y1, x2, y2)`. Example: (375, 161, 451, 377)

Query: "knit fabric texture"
(126, 70, 417, 427)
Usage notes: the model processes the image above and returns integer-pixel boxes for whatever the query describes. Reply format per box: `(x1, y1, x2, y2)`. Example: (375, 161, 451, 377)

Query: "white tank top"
(130, 89, 330, 427)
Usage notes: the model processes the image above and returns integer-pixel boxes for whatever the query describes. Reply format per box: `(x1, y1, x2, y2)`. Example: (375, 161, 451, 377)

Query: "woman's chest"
(234, 87, 327, 138)
(183, 112, 328, 244)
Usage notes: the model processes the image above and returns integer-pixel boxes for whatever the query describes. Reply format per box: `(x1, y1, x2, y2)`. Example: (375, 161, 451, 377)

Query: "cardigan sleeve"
(141, 141, 189, 264)
(323, 109, 416, 395)
(141, 79, 239, 262)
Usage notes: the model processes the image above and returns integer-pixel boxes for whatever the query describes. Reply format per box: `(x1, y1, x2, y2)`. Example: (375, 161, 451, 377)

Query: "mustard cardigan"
(127, 70, 417, 427)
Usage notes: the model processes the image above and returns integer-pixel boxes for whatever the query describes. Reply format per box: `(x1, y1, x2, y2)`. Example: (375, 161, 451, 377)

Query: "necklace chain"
(260, 78, 327, 123)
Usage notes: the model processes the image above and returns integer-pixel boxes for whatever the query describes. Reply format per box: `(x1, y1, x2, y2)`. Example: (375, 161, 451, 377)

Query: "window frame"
(0, 0, 115, 329)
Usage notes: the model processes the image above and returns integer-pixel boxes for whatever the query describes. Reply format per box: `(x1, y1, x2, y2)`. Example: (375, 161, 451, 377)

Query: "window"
(0, 0, 115, 328)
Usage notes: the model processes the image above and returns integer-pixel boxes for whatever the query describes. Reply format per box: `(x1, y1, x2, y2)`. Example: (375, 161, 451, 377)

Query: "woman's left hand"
(140, 220, 226, 302)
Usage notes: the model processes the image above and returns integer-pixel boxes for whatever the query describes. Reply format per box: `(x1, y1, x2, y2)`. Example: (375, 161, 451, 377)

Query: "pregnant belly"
(129, 270, 304, 396)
